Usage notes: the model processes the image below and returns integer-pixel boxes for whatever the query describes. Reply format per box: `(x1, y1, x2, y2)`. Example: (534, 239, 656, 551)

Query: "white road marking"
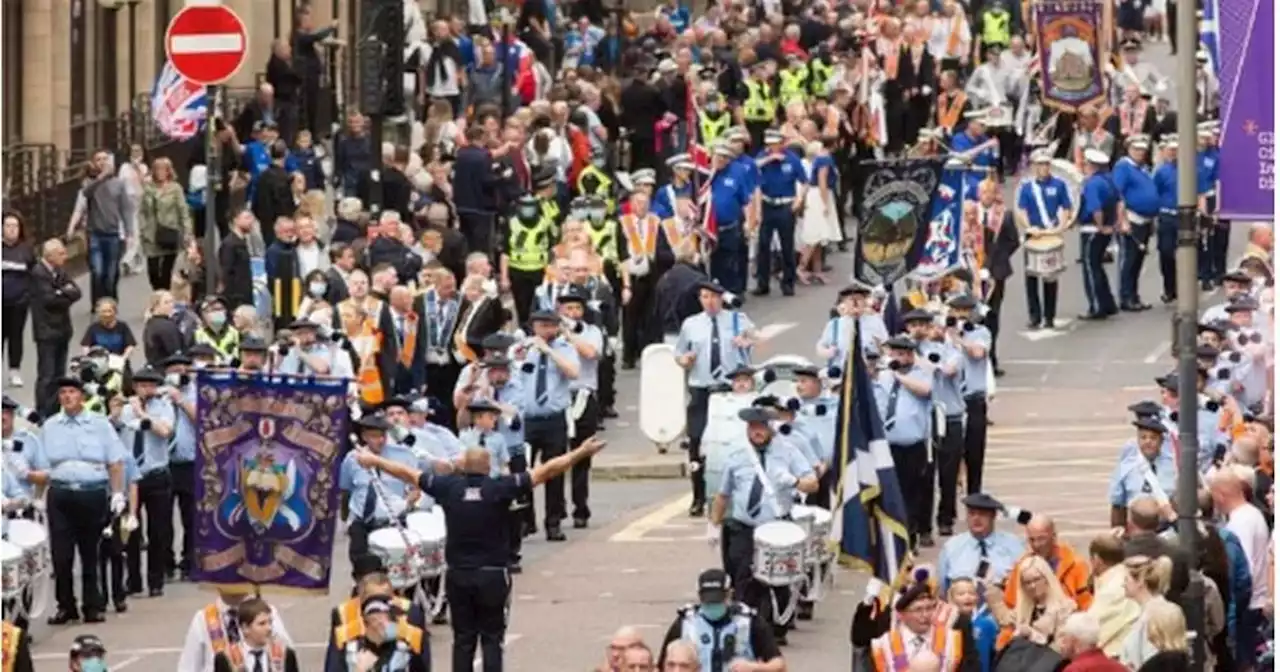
(609, 493, 692, 542)
(169, 34, 246, 54)
(111, 655, 145, 670)
(754, 322, 797, 342)
(1143, 340, 1172, 364)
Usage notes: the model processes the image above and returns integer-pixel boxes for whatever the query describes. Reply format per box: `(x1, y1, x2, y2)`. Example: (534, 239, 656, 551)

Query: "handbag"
(150, 190, 181, 251)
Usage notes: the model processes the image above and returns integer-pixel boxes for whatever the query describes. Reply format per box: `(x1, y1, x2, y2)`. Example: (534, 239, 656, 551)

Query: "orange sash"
(660, 218, 687, 252)
(881, 39, 902, 78)
(356, 322, 384, 405)
(945, 14, 965, 56)
(622, 214, 659, 258)
(1, 622, 20, 672)
(937, 92, 968, 129)
(204, 604, 242, 669)
(394, 312, 418, 368)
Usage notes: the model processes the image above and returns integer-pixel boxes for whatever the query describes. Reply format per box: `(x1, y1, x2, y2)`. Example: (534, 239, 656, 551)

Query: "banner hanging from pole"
(1033, 0, 1107, 112)
(916, 167, 965, 279)
(852, 158, 945, 288)
(1217, 0, 1274, 221)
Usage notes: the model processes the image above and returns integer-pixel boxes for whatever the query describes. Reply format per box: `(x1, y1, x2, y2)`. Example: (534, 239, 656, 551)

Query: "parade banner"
(917, 168, 966, 279)
(150, 61, 208, 142)
(1034, 0, 1107, 112)
(1217, 0, 1274, 220)
(853, 158, 946, 288)
(192, 372, 350, 593)
(1199, 0, 1221, 76)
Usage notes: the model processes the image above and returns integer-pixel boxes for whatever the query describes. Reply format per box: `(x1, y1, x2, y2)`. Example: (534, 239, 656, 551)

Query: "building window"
(2, 0, 25, 145)
(154, 0, 172, 74)
(70, 0, 89, 155)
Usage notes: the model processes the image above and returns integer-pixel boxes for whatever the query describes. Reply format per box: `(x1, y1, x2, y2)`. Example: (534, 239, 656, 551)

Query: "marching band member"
(530, 257, 572, 317)
(707, 142, 753, 296)
(795, 366, 838, 508)
(276, 319, 337, 376)
(512, 309, 581, 542)
(1202, 271, 1256, 323)
(754, 129, 807, 297)
(874, 335, 935, 549)
(1112, 135, 1160, 311)
(332, 594, 429, 672)
(161, 353, 199, 580)
(676, 282, 756, 517)
(564, 246, 619, 421)
(947, 295, 993, 497)
(905, 309, 964, 538)
(817, 286, 889, 371)
(213, 598, 301, 672)
(26, 376, 128, 625)
(338, 415, 419, 568)
(950, 112, 1000, 190)
(937, 493, 1025, 593)
(1108, 417, 1177, 528)
(502, 194, 556, 327)
(116, 367, 176, 599)
(709, 406, 818, 645)
(99, 393, 139, 615)
(619, 189, 665, 370)
(1196, 122, 1224, 291)
(178, 586, 293, 672)
(656, 569, 785, 671)
(1, 396, 39, 502)
(555, 288, 604, 529)
(1077, 149, 1121, 320)
(1152, 139, 1180, 304)
(236, 338, 271, 373)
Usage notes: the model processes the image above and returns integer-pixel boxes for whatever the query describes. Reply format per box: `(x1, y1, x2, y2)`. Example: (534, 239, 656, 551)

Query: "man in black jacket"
(31, 239, 82, 417)
(217, 211, 257, 311)
(356, 145, 414, 223)
(651, 249, 708, 344)
(251, 141, 295, 249)
(452, 126, 502, 259)
(621, 73, 667, 173)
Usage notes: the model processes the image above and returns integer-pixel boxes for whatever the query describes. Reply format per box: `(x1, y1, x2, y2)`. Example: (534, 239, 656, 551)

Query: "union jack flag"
(150, 61, 209, 142)
(691, 144, 718, 244)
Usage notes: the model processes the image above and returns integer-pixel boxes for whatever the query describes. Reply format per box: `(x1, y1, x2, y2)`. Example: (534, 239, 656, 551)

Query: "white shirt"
(1225, 501, 1270, 609)
(177, 600, 293, 672)
(296, 243, 322, 278)
(900, 624, 931, 659)
(928, 13, 970, 60)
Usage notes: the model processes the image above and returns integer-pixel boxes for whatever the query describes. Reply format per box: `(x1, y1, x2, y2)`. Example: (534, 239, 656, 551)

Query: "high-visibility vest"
(809, 60, 833, 97)
(587, 220, 620, 263)
(539, 197, 561, 226)
(85, 395, 105, 415)
(981, 10, 1011, 46)
(779, 70, 809, 107)
(194, 326, 241, 362)
(698, 111, 731, 145)
(743, 80, 776, 123)
(507, 216, 554, 272)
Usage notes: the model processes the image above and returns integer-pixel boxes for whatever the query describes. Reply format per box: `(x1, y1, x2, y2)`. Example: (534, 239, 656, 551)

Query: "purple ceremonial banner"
(1217, 0, 1275, 220)
(192, 372, 349, 594)
(1034, 0, 1107, 112)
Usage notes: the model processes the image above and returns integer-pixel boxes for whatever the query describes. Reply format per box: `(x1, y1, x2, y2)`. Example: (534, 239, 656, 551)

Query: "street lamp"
(98, 0, 142, 113)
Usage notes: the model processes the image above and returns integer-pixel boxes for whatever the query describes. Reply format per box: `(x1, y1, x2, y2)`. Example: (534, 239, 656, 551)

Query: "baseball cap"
(697, 568, 730, 601)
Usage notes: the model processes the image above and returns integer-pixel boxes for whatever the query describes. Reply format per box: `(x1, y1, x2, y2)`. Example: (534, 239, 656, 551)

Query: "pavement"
(6, 40, 1229, 671)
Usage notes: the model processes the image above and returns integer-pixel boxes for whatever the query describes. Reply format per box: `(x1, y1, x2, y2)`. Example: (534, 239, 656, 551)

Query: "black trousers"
(890, 442, 931, 545)
(985, 277, 1006, 369)
(146, 255, 177, 291)
(934, 416, 966, 529)
(622, 273, 658, 365)
(1, 302, 27, 370)
(426, 364, 463, 432)
(598, 345, 617, 412)
(721, 520, 792, 633)
(507, 449, 529, 564)
(49, 486, 111, 614)
(97, 528, 127, 607)
(459, 212, 497, 260)
(963, 396, 990, 495)
(508, 268, 545, 328)
(446, 567, 510, 672)
(1024, 274, 1060, 326)
(347, 519, 392, 571)
(125, 469, 174, 592)
(524, 415, 569, 527)
(570, 393, 600, 522)
(169, 461, 196, 574)
(685, 387, 714, 505)
(35, 338, 70, 418)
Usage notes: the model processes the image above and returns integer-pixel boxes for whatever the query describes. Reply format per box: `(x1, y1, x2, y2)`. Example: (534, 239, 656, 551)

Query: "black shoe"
(688, 501, 706, 517)
(1026, 320, 1041, 329)
(1121, 302, 1143, 312)
(781, 285, 795, 297)
(48, 610, 80, 625)
(508, 562, 523, 574)
(751, 287, 770, 297)
(917, 533, 936, 548)
(602, 406, 619, 419)
(166, 569, 177, 581)
(180, 572, 192, 583)
(127, 585, 143, 597)
(938, 525, 954, 537)
(546, 525, 567, 542)
(114, 601, 128, 614)
(1201, 280, 1214, 292)
(775, 630, 789, 646)
(522, 521, 538, 537)
(993, 368, 1006, 378)
(621, 361, 636, 371)
(149, 587, 164, 598)
(83, 611, 106, 624)
(797, 601, 815, 621)
(572, 517, 588, 529)
(1161, 294, 1176, 305)
(1103, 250, 1115, 263)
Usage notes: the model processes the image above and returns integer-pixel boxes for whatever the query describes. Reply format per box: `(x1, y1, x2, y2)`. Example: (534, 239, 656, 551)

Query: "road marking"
(609, 493, 692, 542)
(988, 424, 1131, 436)
(1018, 318, 1075, 342)
(112, 655, 145, 670)
(1143, 340, 1172, 364)
(755, 322, 797, 342)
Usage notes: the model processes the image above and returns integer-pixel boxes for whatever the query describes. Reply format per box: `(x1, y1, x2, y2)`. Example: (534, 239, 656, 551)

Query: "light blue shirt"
(412, 423, 466, 463)
(1108, 448, 1178, 507)
(718, 440, 814, 525)
(483, 378, 526, 450)
(798, 395, 838, 463)
(531, 282, 569, 316)
(817, 315, 889, 369)
(873, 366, 933, 445)
(457, 429, 510, 478)
(676, 310, 756, 388)
(781, 422, 822, 468)
(2, 468, 25, 499)
(569, 324, 605, 392)
(2, 430, 39, 496)
(278, 343, 350, 377)
(958, 326, 993, 396)
(938, 530, 1025, 593)
(339, 443, 419, 523)
(118, 395, 178, 474)
(170, 383, 199, 463)
(516, 339, 581, 417)
(31, 411, 128, 485)
(923, 340, 965, 417)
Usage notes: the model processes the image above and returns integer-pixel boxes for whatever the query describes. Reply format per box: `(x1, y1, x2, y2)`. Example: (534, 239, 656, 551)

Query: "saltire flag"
(1199, 0, 1221, 76)
(829, 317, 912, 597)
(150, 61, 208, 141)
(917, 167, 966, 279)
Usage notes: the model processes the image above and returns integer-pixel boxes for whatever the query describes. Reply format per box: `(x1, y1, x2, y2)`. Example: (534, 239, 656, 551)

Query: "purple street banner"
(192, 372, 350, 593)
(1217, 0, 1274, 220)
(1034, 0, 1107, 112)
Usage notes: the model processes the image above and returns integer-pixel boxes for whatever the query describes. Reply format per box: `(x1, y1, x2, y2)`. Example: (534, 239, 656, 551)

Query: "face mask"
(382, 621, 399, 641)
(309, 282, 327, 297)
(208, 311, 227, 329)
(166, 373, 183, 387)
(700, 602, 728, 620)
(706, 102, 720, 114)
(80, 658, 108, 672)
(518, 207, 538, 220)
(90, 358, 108, 371)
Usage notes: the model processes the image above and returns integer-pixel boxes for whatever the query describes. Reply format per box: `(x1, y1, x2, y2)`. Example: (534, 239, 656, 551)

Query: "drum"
(752, 521, 807, 587)
(702, 392, 752, 496)
(758, 355, 815, 400)
(638, 344, 688, 450)
(6, 519, 49, 581)
(1024, 235, 1066, 278)
(0, 541, 26, 601)
(807, 508, 833, 565)
(790, 505, 816, 542)
(405, 509, 447, 578)
(368, 527, 425, 590)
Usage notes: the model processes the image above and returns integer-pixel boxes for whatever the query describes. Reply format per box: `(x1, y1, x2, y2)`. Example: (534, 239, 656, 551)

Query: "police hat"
(556, 288, 589, 305)
(69, 634, 107, 658)
(54, 376, 85, 392)
(696, 281, 726, 295)
(163, 353, 194, 368)
(201, 295, 228, 310)
(839, 284, 871, 298)
(529, 310, 560, 323)
(240, 337, 270, 352)
(289, 318, 320, 331)
(532, 166, 557, 188)
(901, 309, 934, 324)
(884, 335, 916, 351)
(1, 396, 18, 411)
(481, 333, 517, 352)
(697, 568, 731, 600)
(728, 364, 757, 379)
(1133, 416, 1168, 434)
(482, 352, 512, 369)
(1127, 400, 1164, 419)
(468, 399, 502, 415)
(1224, 295, 1260, 312)
(792, 365, 820, 378)
(351, 554, 386, 581)
(895, 582, 934, 612)
(1222, 270, 1253, 285)
(738, 407, 775, 424)
(1155, 373, 1180, 392)
(188, 343, 220, 359)
(962, 492, 1004, 511)
(132, 368, 165, 385)
(356, 414, 392, 432)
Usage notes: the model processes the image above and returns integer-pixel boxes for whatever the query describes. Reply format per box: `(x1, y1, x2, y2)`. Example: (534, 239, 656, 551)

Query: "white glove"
(30, 497, 46, 513)
(770, 470, 798, 489)
(706, 522, 721, 547)
(121, 514, 140, 534)
(921, 85, 933, 96)
(110, 492, 127, 515)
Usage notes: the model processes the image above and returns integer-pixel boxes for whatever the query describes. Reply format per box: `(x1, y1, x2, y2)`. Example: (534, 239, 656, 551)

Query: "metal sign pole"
(204, 84, 220, 294)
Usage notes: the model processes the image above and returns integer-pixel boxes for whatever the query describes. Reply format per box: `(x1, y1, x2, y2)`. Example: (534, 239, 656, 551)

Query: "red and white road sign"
(165, 4, 248, 86)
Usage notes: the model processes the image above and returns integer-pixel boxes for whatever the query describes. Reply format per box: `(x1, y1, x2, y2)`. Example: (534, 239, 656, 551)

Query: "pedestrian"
(212, 598, 301, 672)
(138, 157, 192, 291)
(2, 211, 36, 387)
(31, 239, 82, 418)
(67, 150, 130, 304)
(141, 290, 187, 368)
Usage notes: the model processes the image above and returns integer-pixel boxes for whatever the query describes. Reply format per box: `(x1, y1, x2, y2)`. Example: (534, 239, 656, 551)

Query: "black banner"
(853, 158, 946, 288)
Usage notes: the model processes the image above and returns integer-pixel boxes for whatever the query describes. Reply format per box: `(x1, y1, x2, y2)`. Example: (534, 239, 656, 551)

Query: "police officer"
(160, 353, 198, 580)
(709, 406, 817, 644)
(117, 366, 176, 598)
(874, 335, 935, 549)
(740, 60, 777, 149)
(576, 159, 617, 213)
(1014, 150, 1074, 328)
(1109, 416, 1178, 528)
(355, 433, 607, 672)
(1112, 135, 1160, 311)
(754, 130, 807, 298)
(29, 376, 129, 624)
(936, 493, 1025, 593)
(657, 569, 784, 671)
(513, 310, 582, 541)
(582, 195, 624, 294)
(905, 309, 964, 538)
(696, 92, 732, 149)
(1078, 148, 1121, 319)
(947, 295, 993, 497)
(778, 55, 810, 108)
(707, 145, 752, 295)
(338, 414, 420, 568)
(193, 296, 240, 364)
(554, 289, 604, 529)
(332, 594, 430, 672)
(676, 282, 757, 516)
(501, 194, 556, 328)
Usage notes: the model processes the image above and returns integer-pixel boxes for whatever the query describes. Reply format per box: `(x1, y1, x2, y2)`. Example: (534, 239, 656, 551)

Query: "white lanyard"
(747, 450, 782, 517)
(1029, 178, 1054, 229)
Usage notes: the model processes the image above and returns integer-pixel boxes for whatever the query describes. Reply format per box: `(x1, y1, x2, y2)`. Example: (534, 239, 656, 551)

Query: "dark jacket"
(266, 240, 302, 333)
(454, 295, 508, 355)
(265, 55, 303, 103)
(377, 306, 427, 396)
(323, 268, 350, 306)
(2, 240, 36, 304)
(330, 218, 363, 245)
(356, 167, 414, 224)
(30, 261, 81, 342)
(251, 165, 295, 246)
(1136, 651, 1191, 672)
(364, 237, 422, 286)
(234, 101, 297, 148)
(214, 647, 300, 672)
(217, 232, 255, 310)
(984, 209, 1021, 282)
(142, 315, 187, 367)
(451, 146, 499, 214)
(1125, 532, 1191, 604)
(333, 132, 374, 192)
(993, 637, 1064, 672)
(653, 262, 707, 336)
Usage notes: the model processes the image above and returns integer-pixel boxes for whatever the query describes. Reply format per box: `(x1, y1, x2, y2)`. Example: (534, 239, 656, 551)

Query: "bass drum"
(638, 344, 688, 452)
(757, 354, 815, 399)
(702, 391, 752, 495)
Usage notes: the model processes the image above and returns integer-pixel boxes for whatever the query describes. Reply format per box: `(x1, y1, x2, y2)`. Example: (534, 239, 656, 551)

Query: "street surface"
(4, 42, 1222, 671)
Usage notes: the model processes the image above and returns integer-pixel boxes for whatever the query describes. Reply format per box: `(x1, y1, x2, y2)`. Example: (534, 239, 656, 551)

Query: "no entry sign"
(165, 4, 248, 86)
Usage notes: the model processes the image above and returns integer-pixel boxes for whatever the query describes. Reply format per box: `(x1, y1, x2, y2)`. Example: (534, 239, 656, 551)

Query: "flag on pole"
(150, 61, 208, 142)
(829, 317, 912, 596)
(1199, 0, 1222, 76)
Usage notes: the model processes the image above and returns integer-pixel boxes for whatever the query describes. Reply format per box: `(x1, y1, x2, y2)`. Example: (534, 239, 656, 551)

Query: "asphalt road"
(9, 41, 1230, 670)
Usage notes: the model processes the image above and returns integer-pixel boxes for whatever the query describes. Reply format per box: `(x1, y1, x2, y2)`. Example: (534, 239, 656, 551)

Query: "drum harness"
(745, 456, 801, 626)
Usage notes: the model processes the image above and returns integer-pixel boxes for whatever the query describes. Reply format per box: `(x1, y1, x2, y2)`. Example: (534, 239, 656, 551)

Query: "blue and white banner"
(1200, 0, 1222, 76)
(151, 61, 209, 141)
(916, 168, 966, 279)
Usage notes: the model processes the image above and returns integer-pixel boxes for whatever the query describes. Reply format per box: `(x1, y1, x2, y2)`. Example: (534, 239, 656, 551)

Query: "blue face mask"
(383, 621, 399, 642)
(700, 602, 728, 620)
(80, 658, 108, 672)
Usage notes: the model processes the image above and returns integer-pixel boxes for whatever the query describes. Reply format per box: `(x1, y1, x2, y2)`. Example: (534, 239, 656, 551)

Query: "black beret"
(132, 368, 165, 384)
(738, 407, 775, 424)
(529, 310, 560, 323)
(355, 415, 392, 431)
(884, 335, 916, 351)
(240, 337, 270, 352)
(962, 492, 1004, 511)
(901, 309, 934, 324)
(1133, 416, 1168, 434)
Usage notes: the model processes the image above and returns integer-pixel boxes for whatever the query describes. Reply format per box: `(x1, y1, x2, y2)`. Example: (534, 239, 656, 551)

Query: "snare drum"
(1024, 234, 1066, 278)
(405, 509, 447, 578)
(752, 522, 807, 587)
(0, 541, 26, 601)
(368, 527, 425, 589)
(807, 508, 833, 565)
(789, 505, 816, 544)
(6, 519, 49, 580)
